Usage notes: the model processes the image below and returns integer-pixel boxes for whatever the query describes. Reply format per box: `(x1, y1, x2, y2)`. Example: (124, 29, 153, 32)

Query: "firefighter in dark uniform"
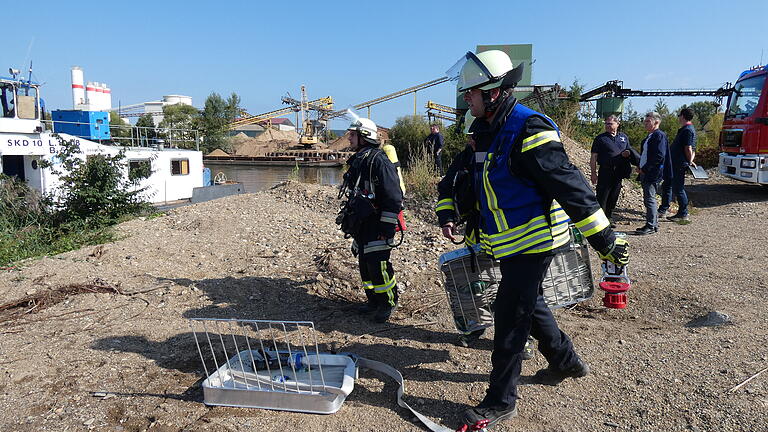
(338, 117, 404, 323)
(447, 50, 630, 429)
(435, 112, 537, 356)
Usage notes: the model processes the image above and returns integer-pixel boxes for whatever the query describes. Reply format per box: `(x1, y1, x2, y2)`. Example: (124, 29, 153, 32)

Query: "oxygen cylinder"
(380, 143, 406, 195)
(380, 143, 407, 232)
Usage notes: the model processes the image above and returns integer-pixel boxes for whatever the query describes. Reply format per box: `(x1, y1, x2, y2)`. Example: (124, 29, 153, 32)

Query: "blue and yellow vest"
(478, 104, 571, 259)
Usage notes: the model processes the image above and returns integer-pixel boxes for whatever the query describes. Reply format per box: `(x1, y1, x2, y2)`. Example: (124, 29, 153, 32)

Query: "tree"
(135, 113, 158, 146)
(198, 92, 241, 154)
(653, 98, 670, 116)
(159, 104, 200, 149)
(200, 92, 229, 153)
(389, 115, 431, 167)
(681, 101, 718, 126)
(46, 137, 150, 227)
(225, 92, 241, 121)
(109, 112, 132, 142)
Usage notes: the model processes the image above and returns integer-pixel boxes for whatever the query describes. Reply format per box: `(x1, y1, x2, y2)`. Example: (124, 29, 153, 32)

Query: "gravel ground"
(1, 147, 767, 431)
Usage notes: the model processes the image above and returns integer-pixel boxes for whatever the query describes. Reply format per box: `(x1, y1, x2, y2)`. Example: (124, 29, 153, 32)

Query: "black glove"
(379, 221, 397, 239)
(598, 237, 629, 266)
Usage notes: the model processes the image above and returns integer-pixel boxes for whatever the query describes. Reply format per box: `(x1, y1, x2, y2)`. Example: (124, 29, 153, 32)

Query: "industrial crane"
(320, 77, 450, 121)
(580, 80, 733, 104)
(229, 97, 331, 130)
(425, 101, 458, 123)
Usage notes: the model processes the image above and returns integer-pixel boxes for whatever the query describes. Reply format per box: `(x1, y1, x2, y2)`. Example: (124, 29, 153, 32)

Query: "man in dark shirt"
(425, 124, 444, 175)
(658, 108, 696, 221)
(636, 112, 669, 235)
(590, 115, 632, 222)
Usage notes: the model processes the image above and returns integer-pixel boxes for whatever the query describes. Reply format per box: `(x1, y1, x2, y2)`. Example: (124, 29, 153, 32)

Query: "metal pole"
(414, 92, 417, 116)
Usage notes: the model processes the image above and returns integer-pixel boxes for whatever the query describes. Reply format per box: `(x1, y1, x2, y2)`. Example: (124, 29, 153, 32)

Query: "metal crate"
(189, 318, 357, 414)
(439, 226, 594, 336)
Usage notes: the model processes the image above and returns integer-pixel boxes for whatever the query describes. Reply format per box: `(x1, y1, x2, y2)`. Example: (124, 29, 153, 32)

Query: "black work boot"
(522, 336, 536, 361)
(357, 290, 377, 315)
(460, 403, 518, 430)
(533, 356, 590, 386)
(373, 290, 398, 323)
(458, 329, 485, 347)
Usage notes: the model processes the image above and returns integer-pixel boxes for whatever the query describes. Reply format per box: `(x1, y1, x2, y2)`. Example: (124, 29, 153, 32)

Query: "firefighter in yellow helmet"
(336, 116, 404, 323)
(446, 50, 629, 429)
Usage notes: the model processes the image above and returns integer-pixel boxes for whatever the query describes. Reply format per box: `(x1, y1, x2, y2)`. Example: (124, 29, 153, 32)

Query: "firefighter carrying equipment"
(478, 101, 615, 259)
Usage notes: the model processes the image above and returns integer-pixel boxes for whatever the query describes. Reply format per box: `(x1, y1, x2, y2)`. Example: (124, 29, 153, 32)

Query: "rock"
(685, 311, 732, 328)
(604, 421, 620, 428)
(83, 418, 95, 426)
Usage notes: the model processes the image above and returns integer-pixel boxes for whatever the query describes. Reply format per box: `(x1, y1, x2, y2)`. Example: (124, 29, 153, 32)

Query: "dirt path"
(0, 175, 766, 432)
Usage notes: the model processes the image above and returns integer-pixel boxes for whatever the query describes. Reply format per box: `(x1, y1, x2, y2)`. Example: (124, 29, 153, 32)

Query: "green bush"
(403, 143, 439, 202)
(389, 115, 431, 167)
(0, 137, 152, 266)
(48, 137, 151, 227)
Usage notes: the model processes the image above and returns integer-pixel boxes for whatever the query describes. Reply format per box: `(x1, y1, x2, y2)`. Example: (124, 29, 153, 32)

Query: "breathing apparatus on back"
(336, 109, 407, 244)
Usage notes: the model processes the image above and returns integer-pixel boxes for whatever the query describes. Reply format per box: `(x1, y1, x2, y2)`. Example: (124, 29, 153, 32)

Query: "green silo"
(595, 97, 625, 118)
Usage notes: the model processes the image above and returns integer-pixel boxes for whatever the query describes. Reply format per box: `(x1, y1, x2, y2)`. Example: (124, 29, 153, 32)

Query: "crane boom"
(321, 77, 450, 120)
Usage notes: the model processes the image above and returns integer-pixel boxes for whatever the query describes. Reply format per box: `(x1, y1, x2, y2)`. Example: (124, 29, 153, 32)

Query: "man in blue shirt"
(658, 108, 696, 221)
(590, 115, 632, 223)
(636, 112, 669, 235)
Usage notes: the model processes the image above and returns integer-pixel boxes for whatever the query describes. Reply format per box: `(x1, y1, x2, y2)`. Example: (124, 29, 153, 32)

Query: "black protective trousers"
(484, 253, 578, 408)
(356, 242, 398, 307)
(595, 167, 623, 219)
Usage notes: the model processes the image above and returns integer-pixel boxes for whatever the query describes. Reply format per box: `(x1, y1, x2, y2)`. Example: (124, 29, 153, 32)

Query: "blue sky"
(5, 0, 768, 129)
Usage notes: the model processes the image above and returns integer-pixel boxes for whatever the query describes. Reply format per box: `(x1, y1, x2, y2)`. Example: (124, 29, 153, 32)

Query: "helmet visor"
(446, 51, 496, 92)
(342, 107, 362, 130)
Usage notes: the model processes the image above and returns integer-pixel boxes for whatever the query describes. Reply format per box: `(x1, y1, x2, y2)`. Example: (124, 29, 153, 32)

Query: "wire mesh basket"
(189, 318, 357, 414)
(439, 225, 594, 336)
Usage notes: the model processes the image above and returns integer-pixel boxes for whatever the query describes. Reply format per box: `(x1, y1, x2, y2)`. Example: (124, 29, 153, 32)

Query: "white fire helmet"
(446, 50, 523, 92)
(345, 109, 378, 143)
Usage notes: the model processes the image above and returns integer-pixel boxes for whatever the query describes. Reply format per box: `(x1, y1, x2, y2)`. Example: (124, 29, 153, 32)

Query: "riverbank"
(0, 173, 766, 431)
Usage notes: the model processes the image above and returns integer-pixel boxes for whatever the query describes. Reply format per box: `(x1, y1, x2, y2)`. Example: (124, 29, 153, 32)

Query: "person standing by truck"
(658, 108, 696, 221)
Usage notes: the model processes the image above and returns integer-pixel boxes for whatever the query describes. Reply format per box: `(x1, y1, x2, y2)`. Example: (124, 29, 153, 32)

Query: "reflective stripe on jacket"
(478, 104, 572, 259)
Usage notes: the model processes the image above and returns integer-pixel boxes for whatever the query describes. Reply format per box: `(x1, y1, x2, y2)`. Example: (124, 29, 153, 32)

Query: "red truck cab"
(719, 66, 768, 184)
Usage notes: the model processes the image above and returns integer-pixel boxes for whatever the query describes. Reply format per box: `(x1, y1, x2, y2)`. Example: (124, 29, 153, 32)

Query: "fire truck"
(718, 65, 768, 184)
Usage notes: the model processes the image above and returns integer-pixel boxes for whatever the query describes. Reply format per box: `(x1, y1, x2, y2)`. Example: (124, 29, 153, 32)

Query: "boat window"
(171, 159, 189, 176)
(128, 159, 152, 181)
(1, 83, 15, 118)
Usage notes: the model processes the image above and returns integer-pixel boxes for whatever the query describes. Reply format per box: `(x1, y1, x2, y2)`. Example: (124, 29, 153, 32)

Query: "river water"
(204, 162, 344, 193)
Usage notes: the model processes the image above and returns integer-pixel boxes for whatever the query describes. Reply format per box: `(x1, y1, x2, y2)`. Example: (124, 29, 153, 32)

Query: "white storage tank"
(163, 95, 192, 106)
(86, 82, 97, 107)
(71, 66, 85, 108)
(104, 84, 112, 110)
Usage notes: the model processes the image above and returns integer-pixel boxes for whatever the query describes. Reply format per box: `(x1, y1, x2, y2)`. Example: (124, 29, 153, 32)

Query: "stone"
(685, 311, 732, 328)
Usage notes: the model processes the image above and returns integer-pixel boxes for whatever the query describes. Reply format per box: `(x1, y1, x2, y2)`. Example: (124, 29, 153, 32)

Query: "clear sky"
(5, 0, 768, 129)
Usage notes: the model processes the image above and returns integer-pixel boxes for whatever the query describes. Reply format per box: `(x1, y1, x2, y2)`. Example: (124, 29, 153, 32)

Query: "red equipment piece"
(598, 261, 631, 309)
(456, 419, 490, 432)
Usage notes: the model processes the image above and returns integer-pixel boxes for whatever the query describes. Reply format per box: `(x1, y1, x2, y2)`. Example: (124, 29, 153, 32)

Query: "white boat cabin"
(1, 75, 203, 203)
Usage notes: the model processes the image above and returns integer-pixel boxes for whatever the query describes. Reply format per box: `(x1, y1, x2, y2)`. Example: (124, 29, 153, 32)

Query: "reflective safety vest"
(478, 104, 571, 259)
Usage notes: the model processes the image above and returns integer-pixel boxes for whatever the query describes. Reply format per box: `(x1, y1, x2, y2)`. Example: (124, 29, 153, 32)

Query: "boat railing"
(40, 119, 200, 150)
